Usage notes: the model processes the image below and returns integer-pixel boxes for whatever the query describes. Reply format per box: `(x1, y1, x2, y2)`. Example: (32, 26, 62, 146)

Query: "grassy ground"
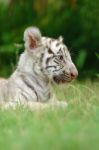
(0, 80, 99, 150)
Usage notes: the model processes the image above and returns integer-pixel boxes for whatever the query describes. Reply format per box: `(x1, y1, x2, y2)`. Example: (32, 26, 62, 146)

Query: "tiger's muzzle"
(53, 67, 78, 84)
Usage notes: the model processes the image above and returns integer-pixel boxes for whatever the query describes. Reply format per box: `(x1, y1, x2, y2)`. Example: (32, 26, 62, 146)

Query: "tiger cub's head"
(24, 27, 78, 84)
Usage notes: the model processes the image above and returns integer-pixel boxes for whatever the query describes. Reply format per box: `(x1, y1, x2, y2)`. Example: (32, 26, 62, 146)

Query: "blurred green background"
(0, 0, 99, 78)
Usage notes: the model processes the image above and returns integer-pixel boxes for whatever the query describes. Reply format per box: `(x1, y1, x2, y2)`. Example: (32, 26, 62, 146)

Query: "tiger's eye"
(59, 55, 63, 60)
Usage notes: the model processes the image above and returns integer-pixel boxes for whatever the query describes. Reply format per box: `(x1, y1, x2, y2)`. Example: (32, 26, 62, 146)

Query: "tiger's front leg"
(1, 100, 67, 111)
(1, 93, 67, 111)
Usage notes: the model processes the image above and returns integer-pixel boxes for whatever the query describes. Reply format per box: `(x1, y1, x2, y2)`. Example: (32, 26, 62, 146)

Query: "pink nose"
(70, 70, 78, 79)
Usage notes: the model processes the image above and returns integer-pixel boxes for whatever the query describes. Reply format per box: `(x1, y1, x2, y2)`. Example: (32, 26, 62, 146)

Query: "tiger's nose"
(70, 67, 78, 80)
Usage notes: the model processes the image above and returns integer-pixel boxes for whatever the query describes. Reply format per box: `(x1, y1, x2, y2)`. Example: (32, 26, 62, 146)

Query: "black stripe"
(53, 66, 63, 72)
(46, 66, 56, 69)
(21, 92, 28, 101)
(45, 54, 58, 65)
(54, 60, 59, 63)
(15, 84, 33, 102)
(46, 57, 51, 65)
(21, 75, 39, 101)
(40, 53, 44, 64)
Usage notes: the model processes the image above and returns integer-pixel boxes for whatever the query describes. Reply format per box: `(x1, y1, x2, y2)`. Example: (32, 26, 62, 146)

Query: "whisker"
(69, 47, 79, 57)
(70, 50, 79, 56)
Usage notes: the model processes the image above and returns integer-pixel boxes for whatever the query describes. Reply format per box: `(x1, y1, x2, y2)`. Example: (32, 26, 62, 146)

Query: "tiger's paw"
(57, 101, 68, 108)
(50, 100, 68, 109)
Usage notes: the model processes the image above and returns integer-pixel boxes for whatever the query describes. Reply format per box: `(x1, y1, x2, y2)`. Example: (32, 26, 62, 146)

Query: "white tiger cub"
(0, 27, 78, 110)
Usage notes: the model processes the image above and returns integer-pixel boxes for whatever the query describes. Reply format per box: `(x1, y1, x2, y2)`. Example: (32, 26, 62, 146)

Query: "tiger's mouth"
(53, 74, 72, 84)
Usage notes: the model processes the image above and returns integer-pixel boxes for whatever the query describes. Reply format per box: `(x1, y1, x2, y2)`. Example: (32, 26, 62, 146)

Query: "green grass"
(0, 80, 99, 150)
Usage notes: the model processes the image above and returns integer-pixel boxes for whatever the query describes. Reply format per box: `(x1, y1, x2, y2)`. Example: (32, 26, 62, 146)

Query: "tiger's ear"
(58, 36, 63, 43)
(24, 27, 42, 50)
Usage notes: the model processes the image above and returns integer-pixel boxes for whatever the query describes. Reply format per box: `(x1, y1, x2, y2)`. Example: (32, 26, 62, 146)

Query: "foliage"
(0, 0, 99, 78)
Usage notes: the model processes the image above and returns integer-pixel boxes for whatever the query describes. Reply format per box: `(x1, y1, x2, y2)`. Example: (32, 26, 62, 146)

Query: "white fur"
(0, 26, 78, 110)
